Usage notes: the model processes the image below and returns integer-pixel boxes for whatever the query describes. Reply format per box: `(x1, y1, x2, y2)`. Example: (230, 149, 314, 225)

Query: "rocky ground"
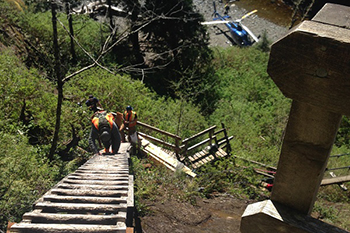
(137, 2, 292, 233)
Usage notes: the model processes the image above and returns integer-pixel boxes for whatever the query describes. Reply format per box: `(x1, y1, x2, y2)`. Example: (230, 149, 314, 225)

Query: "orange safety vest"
(124, 110, 137, 128)
(92, 112, 114, 130)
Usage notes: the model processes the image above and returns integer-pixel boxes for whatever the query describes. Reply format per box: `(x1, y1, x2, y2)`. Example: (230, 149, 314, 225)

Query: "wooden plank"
(34, 202, 127, 213)
(138, 132, 177, 150)
(126, 175, 134, 228)
(23, 212, 125, 224)
(182, 126, 217, 144)
(234, 155, 277, 171)
(140, 136, 196, 177)
(43, 195, 127, 204)
(254, 169, 275, 179)
(56, 183, 129, 190)
(328, 172, 348, 191)
(321, 175, 350, 186)
(51, 188, 128, 197)
(215, 148, 227, 157)
(218, 136, 233, 146)
(187, 136, 216, 152)
(137, 121, 181, 140)
(189, 147, 229, 169)
(74, 170, 129, 175)
(10, 223, 126, 233)
(67, 174, 129, 180)
(214, 128, 225, 135)
(62, 179, 129, 185)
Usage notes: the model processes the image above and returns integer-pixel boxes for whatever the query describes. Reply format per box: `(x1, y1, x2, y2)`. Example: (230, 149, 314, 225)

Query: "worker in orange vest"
(89, 109, 121, 154)
(119, 105, 138, 142)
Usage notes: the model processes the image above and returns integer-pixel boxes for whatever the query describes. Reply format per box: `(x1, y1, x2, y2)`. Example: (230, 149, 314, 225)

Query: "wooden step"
(50, 188, 128, 197)
(43, 195, 127, 204)
(34, 202, 127, 214)
(23, 212, 125, 224)
(10, 223, 126, 233)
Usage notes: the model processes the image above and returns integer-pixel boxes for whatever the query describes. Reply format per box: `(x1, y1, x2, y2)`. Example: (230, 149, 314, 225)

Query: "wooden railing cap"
(267, 4, 350, 115)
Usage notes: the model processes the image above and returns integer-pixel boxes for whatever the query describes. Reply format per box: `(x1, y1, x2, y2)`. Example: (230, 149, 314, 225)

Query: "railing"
(137, 121, 182, 160)
(136, 121, 233, 165)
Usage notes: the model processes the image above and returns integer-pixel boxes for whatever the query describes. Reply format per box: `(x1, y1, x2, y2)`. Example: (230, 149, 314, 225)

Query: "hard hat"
(126, 105, 133, 111)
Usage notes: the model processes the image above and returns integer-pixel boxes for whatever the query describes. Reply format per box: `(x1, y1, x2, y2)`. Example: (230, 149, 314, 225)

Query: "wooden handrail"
(182, 125, 217, 144)
(137, 122, 231, 163)
(186, 136, 215, 152)
(138, 121, 181, 140)
(214, 128, 225, 135)
(217, 136, 233, 147)
(138, 132, 177, 150)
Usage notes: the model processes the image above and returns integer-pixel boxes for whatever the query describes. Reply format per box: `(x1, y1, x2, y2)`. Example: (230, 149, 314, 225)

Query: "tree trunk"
(65, 0, 77, 64)
(107, 0, 114, 30)
(49, 0, 64, 161)
(130, 3, 144, 64)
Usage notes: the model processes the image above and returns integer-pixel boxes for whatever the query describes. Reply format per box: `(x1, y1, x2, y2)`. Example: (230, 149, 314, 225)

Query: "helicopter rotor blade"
(235, 9, 258, 23)
(240, 23, 259, 43)
(242, 9, 258, 20)
(201, 21, 230, 25)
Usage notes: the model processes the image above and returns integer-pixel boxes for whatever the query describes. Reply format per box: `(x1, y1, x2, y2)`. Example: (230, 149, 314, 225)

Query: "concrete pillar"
(241, 3, 350, 233)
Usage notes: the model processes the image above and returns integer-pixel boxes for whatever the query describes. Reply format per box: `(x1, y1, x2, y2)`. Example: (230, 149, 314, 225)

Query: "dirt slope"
(139, 196, 254, 233)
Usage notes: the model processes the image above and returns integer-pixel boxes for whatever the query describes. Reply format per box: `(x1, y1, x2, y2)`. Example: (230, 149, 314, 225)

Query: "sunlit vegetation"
(0, 0, 349, 232)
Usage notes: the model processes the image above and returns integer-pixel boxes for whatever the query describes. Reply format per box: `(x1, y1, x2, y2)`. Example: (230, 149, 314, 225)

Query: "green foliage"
(209, 46, 290, 165)
(0, 49, 56, 137)
(0, 0, 23, 25)
(0, 132, 60, 230)
(255, 30, 271, 53)
(1, 1, 349, 230)
(313, 201, 338, 223)
(195, 157, 268, 200)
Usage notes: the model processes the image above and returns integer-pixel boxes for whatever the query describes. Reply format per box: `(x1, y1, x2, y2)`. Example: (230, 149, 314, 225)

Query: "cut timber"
(321, 174, 350, 188)
(10, 223, 126, 233)
(189, 147, 228, 169)
(140, 136, 196, 177)
(329, 171, 348, 191)
(23, 212, 125, 224)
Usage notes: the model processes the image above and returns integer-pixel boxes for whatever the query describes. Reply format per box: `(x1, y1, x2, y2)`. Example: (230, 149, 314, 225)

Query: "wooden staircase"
(10, 143, 134, 233)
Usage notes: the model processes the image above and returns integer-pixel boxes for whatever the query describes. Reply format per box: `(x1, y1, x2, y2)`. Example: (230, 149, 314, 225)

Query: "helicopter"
(201, 1, 259, 47)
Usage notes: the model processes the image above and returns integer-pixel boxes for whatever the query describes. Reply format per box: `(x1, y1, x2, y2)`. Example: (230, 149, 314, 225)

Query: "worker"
(85, 94, 103, 113)
(121, 105, 140, 155)
(89, 109, 121, 155)
(121, 105, 138, 141)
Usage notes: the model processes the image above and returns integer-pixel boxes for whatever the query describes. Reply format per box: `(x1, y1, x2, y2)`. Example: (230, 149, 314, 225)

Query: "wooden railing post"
(175, 138, 181, 161)
(241, 3, 350, 233)
(221, 123, 231, 154)
(208, 129, 213, 146)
